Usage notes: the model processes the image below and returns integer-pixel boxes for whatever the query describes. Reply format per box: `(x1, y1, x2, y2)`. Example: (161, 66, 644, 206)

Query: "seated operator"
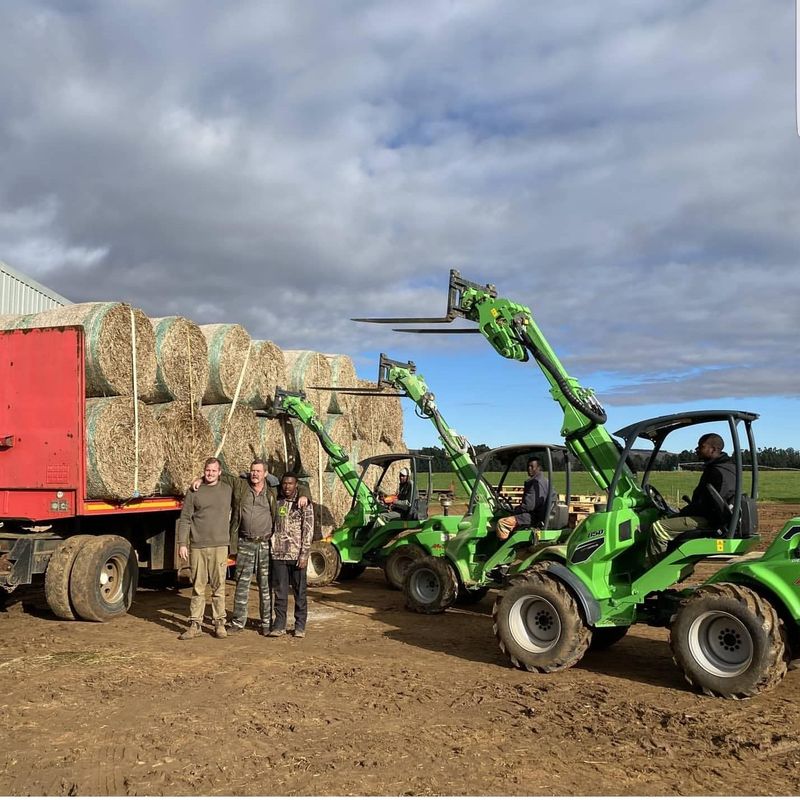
(377, 466, 414, 522)
(496, 457, 550, 540)
(646, 433, 736, 565)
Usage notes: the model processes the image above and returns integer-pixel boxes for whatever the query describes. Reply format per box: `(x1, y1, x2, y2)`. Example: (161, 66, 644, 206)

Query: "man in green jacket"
(177, 457, 233, 640)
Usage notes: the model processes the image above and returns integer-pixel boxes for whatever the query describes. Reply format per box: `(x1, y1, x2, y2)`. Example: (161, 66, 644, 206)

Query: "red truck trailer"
(0, 326, 183, 621)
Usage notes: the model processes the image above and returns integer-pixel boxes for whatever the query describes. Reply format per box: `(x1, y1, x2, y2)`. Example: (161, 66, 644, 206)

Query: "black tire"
(339, 562, 367, 580)
(492, 570, 591, 672)
(383, 544, 426, 590)
(68, 535, 139, 622)
(44, 535, 94, 620)
(590, 626, 630, 650)
(404, 555, 458, 614)
(306, 541, 341, 587)
(670, 582, 789, 699)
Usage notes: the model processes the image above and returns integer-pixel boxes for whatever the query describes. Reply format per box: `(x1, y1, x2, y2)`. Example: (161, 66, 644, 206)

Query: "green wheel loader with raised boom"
(356, 270, 799, 697)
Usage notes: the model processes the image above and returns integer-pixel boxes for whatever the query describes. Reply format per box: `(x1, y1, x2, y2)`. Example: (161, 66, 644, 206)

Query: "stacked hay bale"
(0, 307, 408, 524)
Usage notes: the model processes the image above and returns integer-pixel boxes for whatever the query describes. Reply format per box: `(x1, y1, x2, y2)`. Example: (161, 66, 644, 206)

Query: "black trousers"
(271, 560, 307, 632)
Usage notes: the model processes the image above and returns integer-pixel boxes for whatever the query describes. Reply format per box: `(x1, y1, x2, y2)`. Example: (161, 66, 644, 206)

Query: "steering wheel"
(643, 483, 676, 515)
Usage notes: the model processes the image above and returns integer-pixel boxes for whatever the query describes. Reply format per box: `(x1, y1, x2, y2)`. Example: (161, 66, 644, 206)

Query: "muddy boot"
(179, 622, 202, 640)
(214, 621, 228, 639)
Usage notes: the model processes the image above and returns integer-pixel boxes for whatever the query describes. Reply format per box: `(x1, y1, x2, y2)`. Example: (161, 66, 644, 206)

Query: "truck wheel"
(339, 563, 367, 580)
(670, 583, 788, 698)
(44, 535, 94, 620)
(493, 571, 591, 672)
(590, 626, 629, 650)
(383, 544, 426, 590)
(404, 555, 458, 614)
(306, 541, 341, 586)
(68, 535, 139, 622)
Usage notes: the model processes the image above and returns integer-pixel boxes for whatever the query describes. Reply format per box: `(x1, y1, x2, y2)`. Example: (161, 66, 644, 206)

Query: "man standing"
(177, 457, 233, 640)
(227, 459, 276, 635)
(496, 457, 551, 541)
(269, 472, 315, 638)
(646, 433, 736, 565)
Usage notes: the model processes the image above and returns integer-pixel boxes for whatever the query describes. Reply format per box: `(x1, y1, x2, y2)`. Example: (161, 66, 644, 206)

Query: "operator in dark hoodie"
(646, 433, 736, 565)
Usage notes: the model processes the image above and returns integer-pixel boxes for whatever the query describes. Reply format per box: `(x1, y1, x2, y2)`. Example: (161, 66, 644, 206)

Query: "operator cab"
(353, 453, 434, 522)
(611, 410, 759, 544)
(467, 443, 572, 533)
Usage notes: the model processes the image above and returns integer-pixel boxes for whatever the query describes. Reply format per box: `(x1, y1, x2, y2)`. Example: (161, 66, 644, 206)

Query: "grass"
(431, 470, 800, 504)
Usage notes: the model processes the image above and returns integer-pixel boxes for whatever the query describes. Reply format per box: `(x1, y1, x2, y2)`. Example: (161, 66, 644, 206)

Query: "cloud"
(0, 0, 796, 404)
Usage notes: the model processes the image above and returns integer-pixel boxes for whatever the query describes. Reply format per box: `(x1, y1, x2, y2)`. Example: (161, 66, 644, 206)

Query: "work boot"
(214, 621, 228, 639)
(293, 629, 306, 639)
(267, 628, 286, 638)
(226, 623, 245, 634)
(179, 622, 202, 640)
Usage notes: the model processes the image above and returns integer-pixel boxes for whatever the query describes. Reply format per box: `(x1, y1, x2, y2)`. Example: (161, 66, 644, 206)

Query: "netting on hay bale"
(317, 475, 355, 537)
(85, 397, 164, 500)
(323, 354, 358, 415)
(378, 389, 404, 449)
(151, 402, 215, 496)
(200, 324, 259, 406)
(257, 416, 290, 479)
(323, 414, 355, 472)
(251, 340, 287, 409)
(283, 350, 332, 415)
(146, 316, 209, 405)
(28, 302, 157, 398)
(0, 313, 37, 329)
(200, 403, 260, 476)
(351, 378, 384, 443)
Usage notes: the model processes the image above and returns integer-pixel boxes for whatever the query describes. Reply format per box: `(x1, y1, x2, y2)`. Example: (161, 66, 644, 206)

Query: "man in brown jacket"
(177, 457, 233, 640)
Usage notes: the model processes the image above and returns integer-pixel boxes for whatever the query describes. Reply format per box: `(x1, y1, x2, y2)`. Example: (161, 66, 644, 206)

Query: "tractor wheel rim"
(410, 568, 440, 605)
(99, 556, 125, 604)
(308, 551, 326, 579)
(688, 610, 753, 678)
(508, 595, 561, 653)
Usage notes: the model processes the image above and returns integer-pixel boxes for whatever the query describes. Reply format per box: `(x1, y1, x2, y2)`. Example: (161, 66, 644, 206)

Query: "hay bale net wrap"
(151, 402, 215, 496)
(323, 414, 355, 472)
(351, 378, 384, 443)
(257, 416, 291, 478)
(0, 313, 38, 330)
(200, 323, 258, 406)
(31, 302, 157, 398)
(317, 475, 356, 537)
(146, 316, 209, 405)
(378, 389, 404, 448)
(250, 340, 286, 408)
(323, 353, 357, 415)
(283, 350, 332, 415)
(85, 397, 164, 500)
(200, 404, 260, 476)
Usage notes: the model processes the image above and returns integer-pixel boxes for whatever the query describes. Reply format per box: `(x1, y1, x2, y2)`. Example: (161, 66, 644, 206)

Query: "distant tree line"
(412, 445, 800, 472)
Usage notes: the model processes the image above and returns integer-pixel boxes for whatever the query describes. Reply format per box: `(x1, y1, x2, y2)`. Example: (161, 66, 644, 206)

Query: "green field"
(431, 470, 800, 504)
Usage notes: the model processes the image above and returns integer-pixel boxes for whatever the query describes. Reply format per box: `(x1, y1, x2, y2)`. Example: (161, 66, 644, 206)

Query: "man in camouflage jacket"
(269, 472, 315, 638)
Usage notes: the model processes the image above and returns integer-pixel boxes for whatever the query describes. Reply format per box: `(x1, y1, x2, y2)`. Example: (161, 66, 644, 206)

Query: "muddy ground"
(1, 503, 799, 797)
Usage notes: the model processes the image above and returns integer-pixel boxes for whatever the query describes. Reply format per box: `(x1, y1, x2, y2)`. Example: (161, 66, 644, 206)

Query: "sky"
(0, 1, 798, 455)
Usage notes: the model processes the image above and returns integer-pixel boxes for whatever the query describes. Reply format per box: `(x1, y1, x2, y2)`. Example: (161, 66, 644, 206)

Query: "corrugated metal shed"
(0, 260, 71, 314)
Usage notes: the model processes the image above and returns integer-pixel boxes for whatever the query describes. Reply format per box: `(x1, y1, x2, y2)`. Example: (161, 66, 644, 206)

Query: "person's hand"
(298, 495, 309, 508)
(178, 545, 189, 561)
(297, 555, 308, 569)
(383, 494, 398, 505)
(190, 477, 202, 492)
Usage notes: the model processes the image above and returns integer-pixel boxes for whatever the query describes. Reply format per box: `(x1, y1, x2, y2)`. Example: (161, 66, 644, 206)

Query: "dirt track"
(1, 504, 798, 796)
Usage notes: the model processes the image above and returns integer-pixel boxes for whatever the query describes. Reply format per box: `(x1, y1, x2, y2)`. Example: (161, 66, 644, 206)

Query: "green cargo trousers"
(647, 515, 711, 565)
(188, 545, 228, 624)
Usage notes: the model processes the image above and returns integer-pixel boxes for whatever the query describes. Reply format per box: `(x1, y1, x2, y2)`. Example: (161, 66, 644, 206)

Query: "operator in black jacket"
(496, 457, 551, 540)
(646, 433, 737, 565)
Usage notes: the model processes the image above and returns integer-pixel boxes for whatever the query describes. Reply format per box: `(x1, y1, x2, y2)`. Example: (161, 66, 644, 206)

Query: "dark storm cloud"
(0, 0, 796, 400)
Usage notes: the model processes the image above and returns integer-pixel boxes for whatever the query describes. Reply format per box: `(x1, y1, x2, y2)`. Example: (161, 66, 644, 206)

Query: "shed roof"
(0, 260, 71, 314)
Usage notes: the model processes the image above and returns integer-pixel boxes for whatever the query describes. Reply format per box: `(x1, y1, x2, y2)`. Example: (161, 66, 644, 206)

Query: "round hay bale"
(200, 324, 258, 406)
(200, 403, 260, 476)
(31, 303, 157, 398)
(323, 354, 358, 415)
(323, 414, 355, 472)
(351, 378, 384, 443)
(250, 340, 287, 409)
(378, 389, 404, 448)
(317, 477, 354, 537)
(257, 416, 291, 479)
(283, 350, 332, 415)
(151, 402, 215, 496)
(85, 397, 164, 500)
(0, 313, 37, 329)
(146, 316, 209, 405)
